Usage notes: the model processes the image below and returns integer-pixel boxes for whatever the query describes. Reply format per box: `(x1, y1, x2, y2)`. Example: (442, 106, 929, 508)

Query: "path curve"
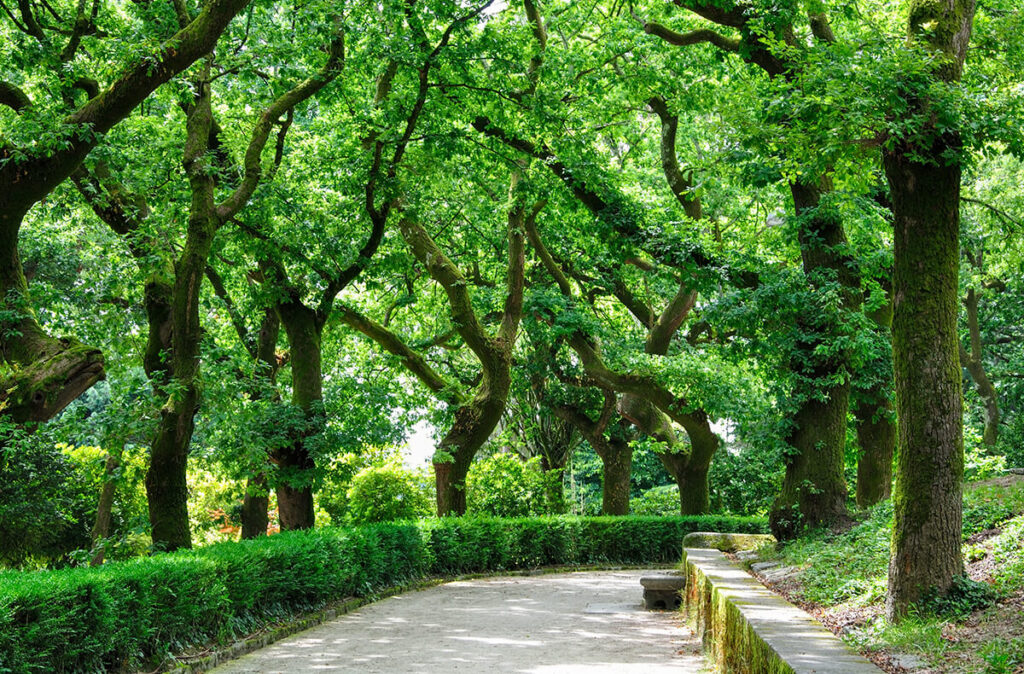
(210, 569, 707, 673)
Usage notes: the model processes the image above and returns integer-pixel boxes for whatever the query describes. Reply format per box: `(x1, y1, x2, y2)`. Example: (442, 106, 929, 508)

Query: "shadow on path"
(211, 570, 707, 673)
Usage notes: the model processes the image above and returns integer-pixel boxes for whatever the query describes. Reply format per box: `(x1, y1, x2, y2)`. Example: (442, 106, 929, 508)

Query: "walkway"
(210, 570, 708, 673)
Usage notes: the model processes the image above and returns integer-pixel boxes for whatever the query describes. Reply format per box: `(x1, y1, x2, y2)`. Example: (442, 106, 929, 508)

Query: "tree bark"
(854, 298, 896, 507)
(275, 301, 322, 530)
(145, 79, 220, 552)
(598, 436, 633, 515)
(769, 179, 857, 538)
(884, 0, 974, 621)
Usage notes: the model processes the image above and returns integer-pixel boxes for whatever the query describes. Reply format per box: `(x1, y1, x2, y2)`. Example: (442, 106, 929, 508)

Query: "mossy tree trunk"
(884, 0, 974, 621)
(855, 398, 896, 507)
(555, 395, 634, 516)
(769, 179, 858, 539)
(146, 78, 219, 552)
(854, 298, 896, 508)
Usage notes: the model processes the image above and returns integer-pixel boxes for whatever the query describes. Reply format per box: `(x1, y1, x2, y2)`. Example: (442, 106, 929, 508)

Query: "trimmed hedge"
(0, 515, 765, 673)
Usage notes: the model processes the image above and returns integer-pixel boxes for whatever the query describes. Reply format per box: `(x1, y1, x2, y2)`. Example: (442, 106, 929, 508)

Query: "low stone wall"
(681, 548, 881, 674)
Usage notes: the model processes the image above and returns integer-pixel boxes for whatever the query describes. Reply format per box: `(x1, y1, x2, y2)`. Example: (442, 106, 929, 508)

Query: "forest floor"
(740, 474, 1024, 674)
(208, 570, 708, 673)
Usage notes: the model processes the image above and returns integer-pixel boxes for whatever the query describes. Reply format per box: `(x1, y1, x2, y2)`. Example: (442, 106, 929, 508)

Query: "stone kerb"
(681, 547, 882, 674)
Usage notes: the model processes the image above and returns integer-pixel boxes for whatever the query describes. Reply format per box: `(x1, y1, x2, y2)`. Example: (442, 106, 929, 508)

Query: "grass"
(750, 476, 1024, 673)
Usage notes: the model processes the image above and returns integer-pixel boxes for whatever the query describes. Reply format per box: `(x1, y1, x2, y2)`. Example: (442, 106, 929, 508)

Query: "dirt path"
(210, 570, 708, 673)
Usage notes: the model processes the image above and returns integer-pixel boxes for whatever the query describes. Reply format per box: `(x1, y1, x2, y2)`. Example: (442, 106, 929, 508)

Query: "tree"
(0, 0, 252, 423)
(884, 0, 976, 620)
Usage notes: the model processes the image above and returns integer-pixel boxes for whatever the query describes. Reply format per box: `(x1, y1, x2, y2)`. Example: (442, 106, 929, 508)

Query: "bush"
(630, 485, 681, 516)
(346, 463, 433, 525)
(0, 514, 766, 672)
(466, 453, 563, 517)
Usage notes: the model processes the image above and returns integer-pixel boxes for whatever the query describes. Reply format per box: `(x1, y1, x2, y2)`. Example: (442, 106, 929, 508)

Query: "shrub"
(0, 514, 766, 672)
(346, 463, 433, 525)
(466, 453, 562, 517)
(630, 485, 681, 516)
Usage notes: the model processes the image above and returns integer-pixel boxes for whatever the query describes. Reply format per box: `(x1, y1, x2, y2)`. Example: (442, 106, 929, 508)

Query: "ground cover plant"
(746, 476, 1024, 673)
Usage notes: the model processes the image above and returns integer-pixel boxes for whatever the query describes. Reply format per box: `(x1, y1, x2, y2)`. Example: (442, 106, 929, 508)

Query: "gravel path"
(210, 569, 708, 673)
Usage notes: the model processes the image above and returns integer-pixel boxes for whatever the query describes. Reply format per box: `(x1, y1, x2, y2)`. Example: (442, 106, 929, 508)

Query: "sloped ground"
(740, 475, 1024, 674)
(210, 570, 708, 673)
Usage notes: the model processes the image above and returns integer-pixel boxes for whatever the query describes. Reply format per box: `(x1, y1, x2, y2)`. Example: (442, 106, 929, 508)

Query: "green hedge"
(0, 515, 765, 673)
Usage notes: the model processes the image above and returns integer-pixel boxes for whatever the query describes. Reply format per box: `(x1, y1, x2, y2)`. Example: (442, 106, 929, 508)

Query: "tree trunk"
(883, 0, 973, 621)
(961, 287, 999, 447)
(770, 381, 851, 538)
(0, 206, 105, 423)
(884, 149, 965, 619)
(240, 473, 270, 539)
(434, 379, 511, 516)
(240, 307, 281, 539)
(598, 440, 632, 516)
(90, 448, 122, 566)
(854, 298, 896, 508)
(769, 179, 857, 538)
(275, 301, 322, 531)
(854, 397, 895, 507)
(145, 80, 219, 552)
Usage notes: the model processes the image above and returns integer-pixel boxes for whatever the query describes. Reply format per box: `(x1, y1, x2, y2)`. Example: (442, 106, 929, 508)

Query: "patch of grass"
(767, 479, 1024, 608)
(962, 480, 1024, 536)
(989, 515, 1024, 594)
(858, 613, 951, 659)
(980, 637, 1024, 674)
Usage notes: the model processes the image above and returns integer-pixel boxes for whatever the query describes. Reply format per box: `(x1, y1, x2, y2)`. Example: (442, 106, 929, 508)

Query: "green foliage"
(0, 424, 94, 568)
(769, 478, 1024, 608)
(962, 481, 1024, 536)
(920, 575, 998, 620)
(0, 514, 765, 671)
(980, 637, 1024, 674)
(989, 514, 1024, 594)
(466, 453, 564, 517)
(346, 463, 432, 525)
(629, 485, 681, 516)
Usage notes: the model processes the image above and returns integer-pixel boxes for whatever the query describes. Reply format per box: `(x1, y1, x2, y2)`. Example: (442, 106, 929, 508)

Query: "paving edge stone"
(681, 547, 882, 674)
(163, 563, 668, 673)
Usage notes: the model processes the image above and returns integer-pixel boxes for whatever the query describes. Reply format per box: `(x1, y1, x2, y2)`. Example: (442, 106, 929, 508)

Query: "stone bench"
(640, 572, 686, 610)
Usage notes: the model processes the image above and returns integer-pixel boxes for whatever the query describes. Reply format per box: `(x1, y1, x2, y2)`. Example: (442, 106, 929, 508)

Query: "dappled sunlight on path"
(210, 570, 707, 673)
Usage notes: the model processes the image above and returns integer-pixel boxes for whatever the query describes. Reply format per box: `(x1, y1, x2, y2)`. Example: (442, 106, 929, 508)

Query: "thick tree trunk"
(597, 438, 633, 515)
(854, 397, 895, 507)
(240, 473, 270, 539)
(434, 374, 511, 516)
(769, 179, 857, 538)
(854, 299, 896, 508)
(145, 81, 219, 552)
(619, 394, 716, 515)
(883, 0, 973, 621)
(884, 150, 965, 619)
(275, 301, 322, 531)
(0, 206, 105, 423)
(770, 381, 851, 537)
